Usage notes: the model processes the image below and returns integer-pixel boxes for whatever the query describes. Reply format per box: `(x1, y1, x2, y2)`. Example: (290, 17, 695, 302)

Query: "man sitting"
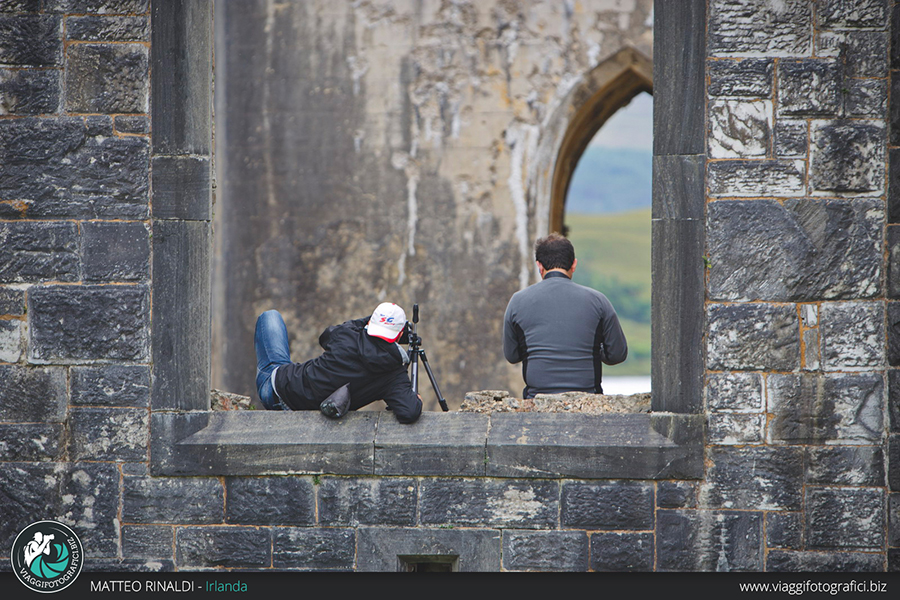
(254, 302, 422, 423)
(502, 233, 628, 398)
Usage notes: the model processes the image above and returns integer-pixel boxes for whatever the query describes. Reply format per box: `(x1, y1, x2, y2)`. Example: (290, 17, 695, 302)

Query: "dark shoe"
(320, 384, 351, 419)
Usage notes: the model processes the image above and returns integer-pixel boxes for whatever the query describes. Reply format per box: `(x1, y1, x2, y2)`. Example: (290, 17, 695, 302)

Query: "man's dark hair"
(534, 232, 575, 271)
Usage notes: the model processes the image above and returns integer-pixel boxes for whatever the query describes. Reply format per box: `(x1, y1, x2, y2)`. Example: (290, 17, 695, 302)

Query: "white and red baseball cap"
(365, 302, 407, 342)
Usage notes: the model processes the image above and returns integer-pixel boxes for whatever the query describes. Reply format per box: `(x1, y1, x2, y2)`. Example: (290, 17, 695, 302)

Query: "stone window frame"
(149, 0, 706, 479)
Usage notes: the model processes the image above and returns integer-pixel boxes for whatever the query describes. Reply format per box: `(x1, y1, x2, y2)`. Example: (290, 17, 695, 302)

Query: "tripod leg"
(409, 350, 419, 394)
(419, 350, 448, 411)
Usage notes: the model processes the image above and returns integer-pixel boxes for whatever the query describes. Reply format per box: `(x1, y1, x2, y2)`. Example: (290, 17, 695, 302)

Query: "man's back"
(503, 271, 627, 397)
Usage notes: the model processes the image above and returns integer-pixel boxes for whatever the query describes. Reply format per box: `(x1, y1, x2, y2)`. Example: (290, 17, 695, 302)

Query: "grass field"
(565, 209, 651, 377)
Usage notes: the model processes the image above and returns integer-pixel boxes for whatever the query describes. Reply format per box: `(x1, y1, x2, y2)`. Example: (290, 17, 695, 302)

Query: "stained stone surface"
(707, 303, 799, 371)
(707, 199, 883, 301)
(820, 301, 885, 369)
(28, 285, 150, 362)
(708, 0, 812, 57)
(708, 98, 771, 158)
(458, 389, 650, 414)
(810, 120, 886, 194)
(768, 373, 884, 443)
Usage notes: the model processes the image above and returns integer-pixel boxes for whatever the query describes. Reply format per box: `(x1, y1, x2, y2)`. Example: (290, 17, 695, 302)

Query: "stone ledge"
(151, 410, 705, 480)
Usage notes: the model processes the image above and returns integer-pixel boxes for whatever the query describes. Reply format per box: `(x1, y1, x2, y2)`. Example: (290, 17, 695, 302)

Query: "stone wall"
(702, 0, 895, 570)
(0, 0, 899, 575)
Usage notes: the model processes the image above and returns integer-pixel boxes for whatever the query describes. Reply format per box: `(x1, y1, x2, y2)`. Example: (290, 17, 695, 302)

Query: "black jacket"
(274, 317, 422, 423)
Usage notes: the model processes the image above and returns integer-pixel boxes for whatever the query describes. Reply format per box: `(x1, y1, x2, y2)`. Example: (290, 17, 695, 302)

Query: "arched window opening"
(564, 92, 652, 394)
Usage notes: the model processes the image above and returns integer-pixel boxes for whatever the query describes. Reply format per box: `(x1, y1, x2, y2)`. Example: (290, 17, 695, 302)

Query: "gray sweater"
(502, 271, 628, 398)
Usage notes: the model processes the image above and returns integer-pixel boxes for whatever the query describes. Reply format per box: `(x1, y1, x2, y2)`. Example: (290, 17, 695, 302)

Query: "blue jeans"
(254, 310, 291, 410)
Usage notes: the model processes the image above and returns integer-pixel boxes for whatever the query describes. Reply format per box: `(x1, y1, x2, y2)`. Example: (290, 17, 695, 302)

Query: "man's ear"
(569, 258, 577, 275)
(536, 260, 545, 277)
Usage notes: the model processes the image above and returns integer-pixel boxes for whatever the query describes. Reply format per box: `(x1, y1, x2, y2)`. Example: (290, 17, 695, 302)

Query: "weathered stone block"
(0, 318, 22, 362)
(225, 476, 315, 526)
(820, 301, 885, 369)
(708, 0, 811, 57)
(0, 221, 79, 283)
(318, 477, 416, 526)
(656, 510, 763, 571)
(0, 287, 24, 314)
(803, 328, 820, 370)
(150, 0, 211, 156)
(0, 462, 119, 556)
(706, 372, 763, 412)
(700, 446, 804, 510)
(356, 527, 501, 572)
(707, 58, 773, 97)
(502, 530, 588, 572)
(151, 155, 211, 220)
(890, 227, 900, 296)
(768, 373, 883, 443)
(590, 532, 654, 572)
(66, 15, 148, 41)
(123, 476, 224, 524)
(891, 494, 900, 548)
(82, 559, 174, 573)
(82, 220, 150, 282)
(657, 481, 697, 509)
(70, 365, 150, 406)
(777, 60, 842, 117)
(774, 119, 807, 158)
(151, 220, 209, 411)
(811, 120, 885, 195)
(419, 478, 557, 529)
(707, 199, 883, 302)
(817, 0, 888, 28)
(846, 80, 888, 118)
(561, 481, 654, 530)
(374, 411, 489, 476)
(707, 303, 799, 371)
(0, 68, 61, 114)
(707, 413, 764, 445)
(889, 302, 900, 366)
(65, 43, 148, 113)
(176, 526, 271, 569)
(0, 423, 63, 461)
(766, 512, 802, 550)
(816, 30, 888, 78)
(806, 487, 884, 550)
(0, 1, 41, 12)
(122, 525, 174, 560)
(0, 365, 67, 422)
(0, 117, 149, 219)
(272, 527, 355, 570)
(707, 160, 805, 198)
(708, 98, 771, 159)
(68, 406, 148, 461)
(114, 114, 148, 134)
(0, 15, 61, 66)
(891, 370, 900, 433)
(806, 446, 885, 486)
(45, 0, 148, 12)
(767, 550, 883, 572)
(891, 435, 900, 491)
(28, 284, 150, 362)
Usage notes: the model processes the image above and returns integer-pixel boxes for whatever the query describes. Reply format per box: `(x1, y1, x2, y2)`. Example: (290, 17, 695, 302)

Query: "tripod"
(407, 304, 449, 411)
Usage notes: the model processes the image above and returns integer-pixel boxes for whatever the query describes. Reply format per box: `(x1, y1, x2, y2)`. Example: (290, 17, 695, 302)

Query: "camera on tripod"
(407, 304, 449, 412)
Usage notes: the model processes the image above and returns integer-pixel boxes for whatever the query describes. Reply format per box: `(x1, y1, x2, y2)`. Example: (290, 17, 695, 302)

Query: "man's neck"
(542, 269, 571, 279)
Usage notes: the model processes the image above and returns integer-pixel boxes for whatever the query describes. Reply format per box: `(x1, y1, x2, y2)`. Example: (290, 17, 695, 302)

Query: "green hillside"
(565, 209, 651, 376)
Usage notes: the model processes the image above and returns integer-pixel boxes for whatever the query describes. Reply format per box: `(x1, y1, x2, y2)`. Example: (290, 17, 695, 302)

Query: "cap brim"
(366, 324, 403, 343)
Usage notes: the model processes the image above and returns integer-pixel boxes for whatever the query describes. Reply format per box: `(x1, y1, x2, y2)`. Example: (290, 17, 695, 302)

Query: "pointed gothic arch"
(547, 47, 653, 234)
